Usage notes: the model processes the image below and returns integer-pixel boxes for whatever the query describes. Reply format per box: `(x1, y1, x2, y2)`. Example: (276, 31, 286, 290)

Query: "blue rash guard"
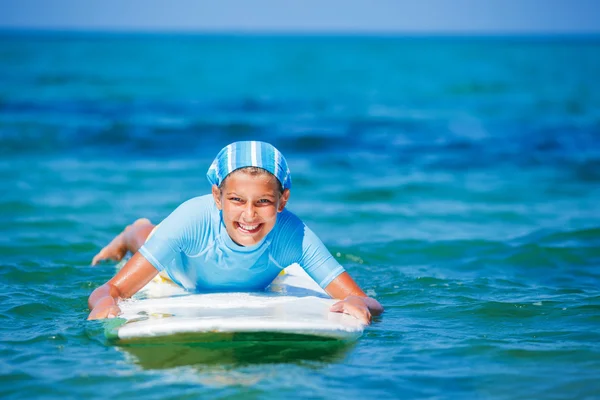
(139, 195, 345, 292)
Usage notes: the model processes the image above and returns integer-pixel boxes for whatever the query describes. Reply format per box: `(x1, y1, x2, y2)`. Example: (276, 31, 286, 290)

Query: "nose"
(241, 202, 257, 221)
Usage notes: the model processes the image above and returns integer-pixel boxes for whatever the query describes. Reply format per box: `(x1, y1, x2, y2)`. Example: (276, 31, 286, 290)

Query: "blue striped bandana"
(206, 141, 292, 190)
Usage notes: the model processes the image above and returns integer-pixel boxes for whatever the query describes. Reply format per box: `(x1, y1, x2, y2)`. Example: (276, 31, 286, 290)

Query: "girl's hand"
(87, 252, 159, 321)
(330, 295, 372, 325)
(324, 272, 383, 324)
(87, 296, 121, 320)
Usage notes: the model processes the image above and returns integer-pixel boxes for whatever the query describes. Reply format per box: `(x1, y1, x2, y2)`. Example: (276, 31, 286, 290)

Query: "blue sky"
(0, 0, 599, 34)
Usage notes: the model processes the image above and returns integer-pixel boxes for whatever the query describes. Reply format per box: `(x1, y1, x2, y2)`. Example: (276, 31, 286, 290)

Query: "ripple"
(0, 263, 86, 284)
(0, 200, 37, 214)
(4, 302, 60, 319)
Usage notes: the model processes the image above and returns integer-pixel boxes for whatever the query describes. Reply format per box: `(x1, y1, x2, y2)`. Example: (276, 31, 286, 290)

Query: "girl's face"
(212, 171, 290, 247)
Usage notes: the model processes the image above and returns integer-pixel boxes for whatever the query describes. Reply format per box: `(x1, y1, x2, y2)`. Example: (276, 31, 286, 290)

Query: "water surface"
(1, 32, 599, 399)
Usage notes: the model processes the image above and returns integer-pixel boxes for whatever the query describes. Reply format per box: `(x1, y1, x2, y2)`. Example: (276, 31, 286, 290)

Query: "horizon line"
(2, 27, 600, 38)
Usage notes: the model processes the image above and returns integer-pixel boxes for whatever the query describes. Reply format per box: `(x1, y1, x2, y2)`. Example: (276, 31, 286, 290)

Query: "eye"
(229, 197, 242, 202)
(258, 199, 273, 204)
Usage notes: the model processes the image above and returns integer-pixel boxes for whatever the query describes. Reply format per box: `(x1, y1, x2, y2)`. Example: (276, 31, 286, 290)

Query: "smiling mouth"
(236, 222, 262, 234)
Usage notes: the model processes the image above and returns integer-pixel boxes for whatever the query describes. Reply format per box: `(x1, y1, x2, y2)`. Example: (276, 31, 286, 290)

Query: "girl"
(88, 141, 383, 324)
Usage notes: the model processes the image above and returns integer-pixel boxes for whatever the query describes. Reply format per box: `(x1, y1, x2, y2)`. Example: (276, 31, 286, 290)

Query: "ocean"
(1, 32, 599, 399)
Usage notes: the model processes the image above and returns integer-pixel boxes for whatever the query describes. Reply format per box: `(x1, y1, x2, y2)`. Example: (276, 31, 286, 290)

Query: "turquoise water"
(1, 32, 600, 399)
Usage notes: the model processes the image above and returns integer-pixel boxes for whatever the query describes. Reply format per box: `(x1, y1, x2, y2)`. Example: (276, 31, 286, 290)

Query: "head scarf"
(206, 141, 292, 190)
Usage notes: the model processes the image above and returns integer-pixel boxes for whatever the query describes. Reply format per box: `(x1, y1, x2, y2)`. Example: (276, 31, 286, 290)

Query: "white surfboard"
(105, 264, 364, 344)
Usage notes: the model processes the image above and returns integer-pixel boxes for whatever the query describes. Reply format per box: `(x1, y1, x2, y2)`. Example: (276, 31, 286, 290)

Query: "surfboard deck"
(105, 264, 364, 344)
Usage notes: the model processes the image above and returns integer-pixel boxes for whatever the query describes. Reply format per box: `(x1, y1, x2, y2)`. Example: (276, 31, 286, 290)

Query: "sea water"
(1, 32, 599, 399)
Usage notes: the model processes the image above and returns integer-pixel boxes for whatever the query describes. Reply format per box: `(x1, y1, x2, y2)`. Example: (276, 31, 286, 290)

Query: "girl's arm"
(87, 252, 159, 320)
(325, 272, 384, 325)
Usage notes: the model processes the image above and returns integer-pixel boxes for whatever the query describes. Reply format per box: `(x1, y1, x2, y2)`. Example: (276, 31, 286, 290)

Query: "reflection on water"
(118, 336, 356, 370)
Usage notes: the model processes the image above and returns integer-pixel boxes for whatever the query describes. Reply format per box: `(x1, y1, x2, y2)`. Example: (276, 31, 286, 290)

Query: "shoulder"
(274, 208, 305, 234)
(153, 194, 217, 250)
(162, 194, 217, 228)
(179, 194, 216, 209)
(173, 194, 217, 216)
(274, 208, 329, 250)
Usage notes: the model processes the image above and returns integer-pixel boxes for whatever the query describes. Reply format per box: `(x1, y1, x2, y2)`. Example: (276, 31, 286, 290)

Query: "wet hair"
(218, 167, 284, 194)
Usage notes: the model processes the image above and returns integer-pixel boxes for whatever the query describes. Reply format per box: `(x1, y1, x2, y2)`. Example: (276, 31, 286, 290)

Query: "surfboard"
(105, 264, 365, 344)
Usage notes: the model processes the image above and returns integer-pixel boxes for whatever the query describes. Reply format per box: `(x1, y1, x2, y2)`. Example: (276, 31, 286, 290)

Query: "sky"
(0, 0, 599, 34)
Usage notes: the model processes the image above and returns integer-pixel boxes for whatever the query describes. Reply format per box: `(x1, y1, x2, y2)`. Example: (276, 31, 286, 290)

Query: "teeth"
(239, 223, 259, 231)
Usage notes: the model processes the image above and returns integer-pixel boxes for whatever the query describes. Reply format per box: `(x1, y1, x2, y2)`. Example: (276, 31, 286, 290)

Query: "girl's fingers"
(329, 300, 371, 325)
(330, 301, 345, 312)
